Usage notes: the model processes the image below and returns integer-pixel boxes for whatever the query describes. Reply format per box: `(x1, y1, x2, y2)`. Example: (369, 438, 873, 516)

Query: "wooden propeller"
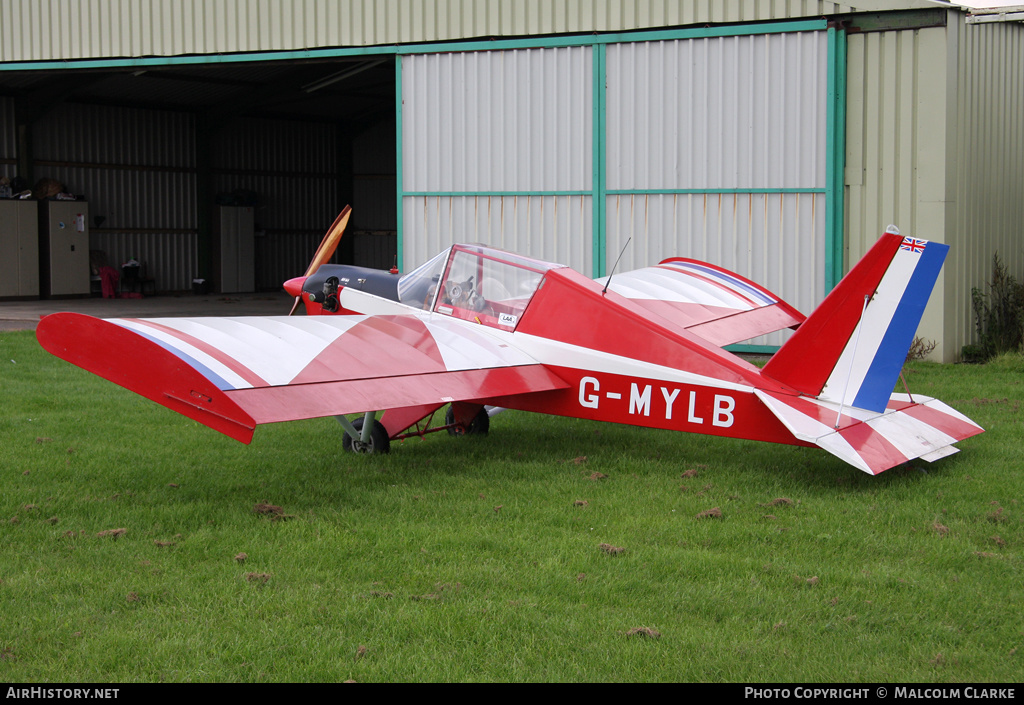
(288, 205, 352, 315)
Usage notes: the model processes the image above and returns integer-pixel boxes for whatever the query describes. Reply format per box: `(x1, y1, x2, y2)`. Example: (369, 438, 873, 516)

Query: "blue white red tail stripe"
(851, 240, 947, 410)
(818, 236, 949, 413)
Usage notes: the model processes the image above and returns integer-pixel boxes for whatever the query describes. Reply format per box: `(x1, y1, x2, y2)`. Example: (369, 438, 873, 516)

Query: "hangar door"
(400, 46, 594, 273)
(400, 27, 832, 347)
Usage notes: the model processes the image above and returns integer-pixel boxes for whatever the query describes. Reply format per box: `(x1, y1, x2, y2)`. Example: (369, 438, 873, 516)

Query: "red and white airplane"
(37, 207, 982, 475)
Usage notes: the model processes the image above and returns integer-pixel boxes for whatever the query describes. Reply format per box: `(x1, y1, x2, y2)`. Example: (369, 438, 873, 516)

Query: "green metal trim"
(835, 27, 848, 290)
(606, 188, 826, 195)
(725, 344, 780, 355)
(593, 43, 607, 278)
(589, 19, 828, 44)
(0, 45, 397, 72)
(824, 26, 847, 293)
(0, 20, 827, 71)
(395, 54, 404, 271)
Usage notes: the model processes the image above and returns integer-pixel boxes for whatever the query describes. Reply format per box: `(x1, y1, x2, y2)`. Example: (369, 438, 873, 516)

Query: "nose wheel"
(445, 406, 490, 436)
(338, 414, 391, 454)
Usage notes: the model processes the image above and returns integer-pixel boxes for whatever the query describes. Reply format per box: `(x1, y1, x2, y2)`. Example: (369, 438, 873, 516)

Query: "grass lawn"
(1, 329, 1021, 682)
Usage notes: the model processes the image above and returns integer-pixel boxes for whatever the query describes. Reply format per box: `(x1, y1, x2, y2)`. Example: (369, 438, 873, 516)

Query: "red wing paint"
(227, 366, 567, 425)
(37, 313, 257, 443)
(37, 311, 569, 442)
(601, 258, 805, 345)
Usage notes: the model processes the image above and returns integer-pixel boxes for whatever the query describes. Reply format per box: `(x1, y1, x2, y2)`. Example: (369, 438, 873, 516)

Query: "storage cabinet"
(0, 200, 39, 298)
(39, 201, 90, 298)
(214, 206, 255, 293)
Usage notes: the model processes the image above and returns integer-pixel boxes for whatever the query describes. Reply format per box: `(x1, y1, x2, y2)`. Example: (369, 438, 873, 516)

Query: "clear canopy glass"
(397, 244, 563, 330)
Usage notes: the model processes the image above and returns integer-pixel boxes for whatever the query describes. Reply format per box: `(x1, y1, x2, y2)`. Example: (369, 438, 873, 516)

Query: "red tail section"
(762, 234, 902, 397)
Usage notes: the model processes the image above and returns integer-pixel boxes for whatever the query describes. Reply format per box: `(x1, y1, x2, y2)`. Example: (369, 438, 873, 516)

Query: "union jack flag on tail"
(901, 237, 927, 254)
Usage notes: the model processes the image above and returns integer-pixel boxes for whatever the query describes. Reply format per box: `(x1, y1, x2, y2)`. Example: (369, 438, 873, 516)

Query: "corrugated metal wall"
(607, 34, 826, 192)
(605, 190, 825, 303)
(352, 118, 399, 270)
(352, 118, 397, 230)
(949, 16, 1024, 359)
(845, 23, 952, 357)
(402, 48, 591, 192)
(845, 26, 947, 260)
(212, 117, 337, 234)
(605, 31, 828, 348)
(211, 116, 341, 290)
(31, 103, 199, 290)
(0, 0, 864, 62)
(845, 13, 1024, 361)
(401, 30, 829, 349)
(4, 100, 376, 292)
(0, 97, 16, 180)
(405, 194, 593, 271)
(401, 46, 593, 272)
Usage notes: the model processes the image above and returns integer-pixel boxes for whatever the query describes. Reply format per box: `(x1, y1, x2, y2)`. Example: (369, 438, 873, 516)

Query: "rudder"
(763, 228, 948, 413)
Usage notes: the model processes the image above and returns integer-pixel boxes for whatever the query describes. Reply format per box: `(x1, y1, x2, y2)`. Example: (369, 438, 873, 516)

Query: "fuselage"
(303, 254, 808, 448)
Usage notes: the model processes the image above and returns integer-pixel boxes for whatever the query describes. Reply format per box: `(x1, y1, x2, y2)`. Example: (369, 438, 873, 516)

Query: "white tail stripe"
(865, 411, 958, 460)
(820, 247, 920, 407)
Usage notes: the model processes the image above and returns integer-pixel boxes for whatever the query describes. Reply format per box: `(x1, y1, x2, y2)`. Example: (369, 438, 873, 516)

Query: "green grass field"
(1, 329, 1021, 682)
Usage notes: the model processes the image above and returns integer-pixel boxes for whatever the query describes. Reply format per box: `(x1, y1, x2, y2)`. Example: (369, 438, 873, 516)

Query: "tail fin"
(763, 227, 948, 414)
(758, 229, 983, 474)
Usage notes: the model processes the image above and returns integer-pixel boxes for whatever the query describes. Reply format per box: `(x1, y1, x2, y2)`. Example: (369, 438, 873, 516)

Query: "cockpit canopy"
(397, 244, 564, 331)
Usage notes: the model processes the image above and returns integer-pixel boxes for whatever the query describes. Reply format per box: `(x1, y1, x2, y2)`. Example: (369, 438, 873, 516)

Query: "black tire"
(445, 406, 490, 436)
(342, 417, 391, 454)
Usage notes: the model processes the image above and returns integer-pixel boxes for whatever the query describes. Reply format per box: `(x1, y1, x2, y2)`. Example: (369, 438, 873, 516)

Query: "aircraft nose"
(283, 276, 307, 297)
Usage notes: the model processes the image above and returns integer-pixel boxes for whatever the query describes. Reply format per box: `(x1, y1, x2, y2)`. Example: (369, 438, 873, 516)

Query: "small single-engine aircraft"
(37, 207, 982, 475)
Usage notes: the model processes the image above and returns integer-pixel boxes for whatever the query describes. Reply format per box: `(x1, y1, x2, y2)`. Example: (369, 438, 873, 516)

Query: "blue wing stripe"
(125, 326, 238, 392)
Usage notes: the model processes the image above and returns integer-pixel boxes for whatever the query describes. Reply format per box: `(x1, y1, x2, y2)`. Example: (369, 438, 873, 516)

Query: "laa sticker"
(499, 313, 518, 326)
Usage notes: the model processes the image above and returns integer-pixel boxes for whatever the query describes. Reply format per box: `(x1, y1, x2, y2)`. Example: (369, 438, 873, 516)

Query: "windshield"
(397, 247, 450, 310)
(398, 244, 562, 331)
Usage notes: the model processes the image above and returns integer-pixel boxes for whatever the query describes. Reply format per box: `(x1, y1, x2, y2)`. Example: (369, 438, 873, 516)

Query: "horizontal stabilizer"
(755, 390, 983, 475)
(599, 258, 805, 345)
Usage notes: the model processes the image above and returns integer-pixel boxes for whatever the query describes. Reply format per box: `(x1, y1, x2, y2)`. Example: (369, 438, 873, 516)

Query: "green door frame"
(394, 18, 845, 304)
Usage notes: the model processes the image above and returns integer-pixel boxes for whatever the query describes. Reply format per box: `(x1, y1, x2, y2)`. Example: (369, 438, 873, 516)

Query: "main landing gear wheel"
(342, 417, 391, 454)
(445, 407, 490, 436)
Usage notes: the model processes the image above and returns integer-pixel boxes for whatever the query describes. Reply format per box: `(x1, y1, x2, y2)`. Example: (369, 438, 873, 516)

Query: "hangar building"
(1, 0, 1022, 360)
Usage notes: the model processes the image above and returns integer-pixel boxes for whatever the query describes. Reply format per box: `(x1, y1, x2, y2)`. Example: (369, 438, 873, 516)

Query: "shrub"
(963, 253, 1024, 363)
(906, 336, 937, 362)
